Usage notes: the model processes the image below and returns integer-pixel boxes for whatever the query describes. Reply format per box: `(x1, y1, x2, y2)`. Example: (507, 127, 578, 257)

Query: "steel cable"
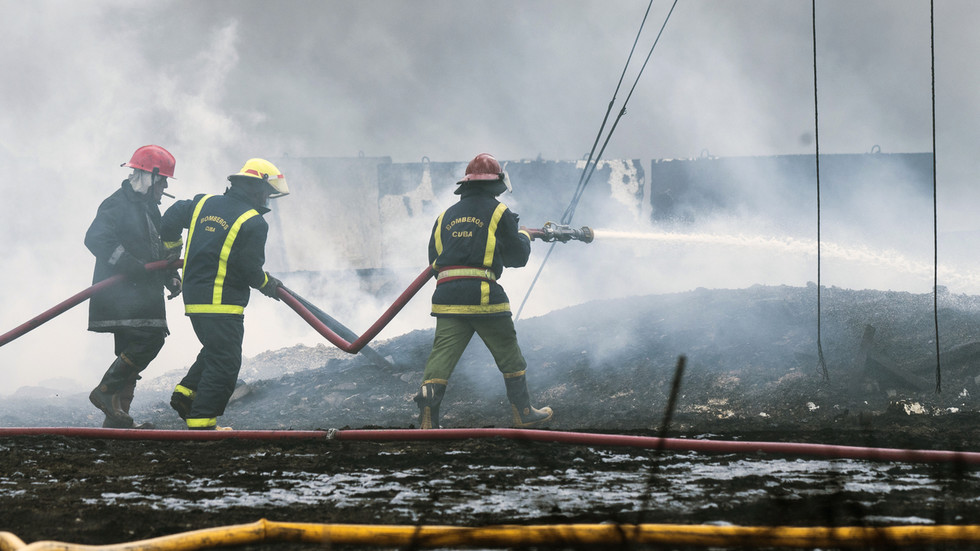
(931, 0, 942, 393)
(811, 0, 830, 382)
(516, 0, 678, 321)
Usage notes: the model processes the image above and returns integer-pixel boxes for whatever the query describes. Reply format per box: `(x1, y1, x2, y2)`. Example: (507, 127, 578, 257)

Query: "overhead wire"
(811, 0, 830, 382)
(515, 0, 656, 320)
(560, 0, 674, 226)
(515, 0, 678, 321)
(811, 3, 942, 389)
(930, 0, 942, 393)
(566, 1, 654, 219)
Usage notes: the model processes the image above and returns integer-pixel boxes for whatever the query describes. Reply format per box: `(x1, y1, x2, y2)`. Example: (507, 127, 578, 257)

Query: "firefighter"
(160, 158, 288, 430)
(415, 153, 553, 429)
(86, 145, 182, 429)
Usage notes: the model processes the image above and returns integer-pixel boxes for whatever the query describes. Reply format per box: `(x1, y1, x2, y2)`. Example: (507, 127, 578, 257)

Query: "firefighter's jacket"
(161, 187, 272, 316)
(428, 188, 531, 317)
(85, 181, 168, 332)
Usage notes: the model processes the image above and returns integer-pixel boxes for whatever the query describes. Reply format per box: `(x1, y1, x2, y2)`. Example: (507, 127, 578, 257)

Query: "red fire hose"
(0, 426, 977, 465)
(2, 225, 588, 352)
(0, 259, 180, 347)
(277, 267, 434, 354)
(270, 224, 590, 352)
(0, 261, 434, 357)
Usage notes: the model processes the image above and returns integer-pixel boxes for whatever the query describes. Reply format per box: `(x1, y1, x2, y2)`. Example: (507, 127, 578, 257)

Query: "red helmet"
(122, 145, 176, 178)
(459, 153, 502, 182)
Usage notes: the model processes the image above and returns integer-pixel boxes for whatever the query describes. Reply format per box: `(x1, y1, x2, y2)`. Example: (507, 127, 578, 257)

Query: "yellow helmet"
(229, 158, 289, 197)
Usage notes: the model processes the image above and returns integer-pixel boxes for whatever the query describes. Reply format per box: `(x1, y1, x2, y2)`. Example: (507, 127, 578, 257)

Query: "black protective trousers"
(113, 327, 166, 369)
(179, 314, 245, 419)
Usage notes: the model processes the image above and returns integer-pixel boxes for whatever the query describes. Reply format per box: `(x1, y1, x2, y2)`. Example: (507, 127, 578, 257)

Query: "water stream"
(591, 228, 980, 294)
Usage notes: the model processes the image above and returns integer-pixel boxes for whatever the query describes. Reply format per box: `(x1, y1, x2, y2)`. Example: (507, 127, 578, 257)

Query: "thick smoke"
(1, 0, 978, 394)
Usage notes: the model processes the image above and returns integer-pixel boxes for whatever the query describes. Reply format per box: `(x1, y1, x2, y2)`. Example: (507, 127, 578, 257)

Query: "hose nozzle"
(531, 222, 594, 243)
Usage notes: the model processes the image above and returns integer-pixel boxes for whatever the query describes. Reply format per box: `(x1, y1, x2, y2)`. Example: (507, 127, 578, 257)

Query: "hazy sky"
(1, 0, 978, 392)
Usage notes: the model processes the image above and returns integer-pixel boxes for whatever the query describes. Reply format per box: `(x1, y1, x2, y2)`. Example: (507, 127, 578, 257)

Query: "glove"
(164, 241, 183, 262)
(165, 272, 182, 300)
(259, 273, 282, 301)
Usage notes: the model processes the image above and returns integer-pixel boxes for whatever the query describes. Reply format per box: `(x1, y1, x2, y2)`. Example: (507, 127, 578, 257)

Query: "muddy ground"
(5, 284, 980, 549)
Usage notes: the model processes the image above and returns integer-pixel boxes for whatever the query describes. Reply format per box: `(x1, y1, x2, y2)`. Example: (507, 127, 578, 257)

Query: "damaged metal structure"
(264, 156, 642, 279)
(266, 149, 938, 275)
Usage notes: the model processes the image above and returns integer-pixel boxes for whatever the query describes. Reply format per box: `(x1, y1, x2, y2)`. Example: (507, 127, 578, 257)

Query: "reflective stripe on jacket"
(428, 189, 530, 317)
(161, 188, 270, 316)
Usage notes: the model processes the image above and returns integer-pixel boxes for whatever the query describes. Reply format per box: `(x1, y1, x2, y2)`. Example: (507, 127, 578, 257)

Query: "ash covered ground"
(8, 284, 980, 435)
(5, 284, 980, 548)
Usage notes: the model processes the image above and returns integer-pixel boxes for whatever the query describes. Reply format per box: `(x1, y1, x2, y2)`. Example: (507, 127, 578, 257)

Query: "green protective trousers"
(422, 316, 528, 383)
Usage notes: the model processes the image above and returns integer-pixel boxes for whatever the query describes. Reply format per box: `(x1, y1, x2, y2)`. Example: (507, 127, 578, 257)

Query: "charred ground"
(4, 284, 980, 548)
(8, 283, 974, 438)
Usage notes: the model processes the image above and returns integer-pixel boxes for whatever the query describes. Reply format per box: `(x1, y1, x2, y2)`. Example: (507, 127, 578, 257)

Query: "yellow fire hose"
(4, 520, 980, 550)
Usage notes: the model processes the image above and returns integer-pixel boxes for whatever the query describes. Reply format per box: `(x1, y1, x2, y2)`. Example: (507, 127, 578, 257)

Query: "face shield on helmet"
(228, 158, 289, 198)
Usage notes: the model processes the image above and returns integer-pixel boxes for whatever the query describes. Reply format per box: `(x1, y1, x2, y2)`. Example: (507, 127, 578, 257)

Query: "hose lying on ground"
(0, 427, 977, 465)
(4, 519, 980, 550)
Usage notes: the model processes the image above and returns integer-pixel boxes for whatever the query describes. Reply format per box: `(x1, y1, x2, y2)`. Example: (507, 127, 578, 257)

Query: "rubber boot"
(102, 379, 155, 429)
(414, 382, 447, 429)
(102, 379, 134, 429)
(503, 372, 553, 428)
(90, 357, 137, 428)
(186, 417, 232, 431)
(170, 385, 195, 420)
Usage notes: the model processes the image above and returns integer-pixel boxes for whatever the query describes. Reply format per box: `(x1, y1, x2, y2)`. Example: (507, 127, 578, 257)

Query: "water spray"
(585, 228, 980, 293)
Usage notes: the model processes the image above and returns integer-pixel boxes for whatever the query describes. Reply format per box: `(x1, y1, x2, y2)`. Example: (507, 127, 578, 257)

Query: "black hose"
(285, 287, 394, 370)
